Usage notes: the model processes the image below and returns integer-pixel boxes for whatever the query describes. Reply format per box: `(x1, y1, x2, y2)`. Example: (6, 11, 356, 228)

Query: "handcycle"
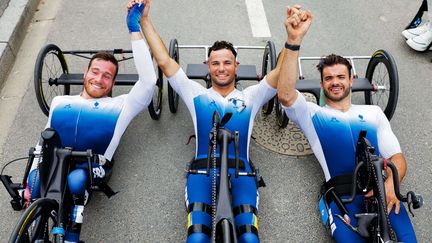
(274, 50, 399, 128)
(33, 44, 163, 119)
(163, 38, 278, 117)
(185, 111, 264, 242)
(320, 130, 423, 242)
(0, 128, 109, 242)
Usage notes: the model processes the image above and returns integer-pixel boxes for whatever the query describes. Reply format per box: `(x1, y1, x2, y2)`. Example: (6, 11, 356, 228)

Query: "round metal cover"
(252, 94, 317, 156)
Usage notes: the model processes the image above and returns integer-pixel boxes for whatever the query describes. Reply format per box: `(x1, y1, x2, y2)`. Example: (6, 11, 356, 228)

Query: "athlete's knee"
(238, 232, 259, 243)
(68, 169, 88, 195)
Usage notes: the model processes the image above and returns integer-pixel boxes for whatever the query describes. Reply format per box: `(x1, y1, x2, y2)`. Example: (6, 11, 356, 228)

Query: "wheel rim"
(368, 61, 391, 112)
(18, 205, 57, 242)
(38, 51, 68, 114)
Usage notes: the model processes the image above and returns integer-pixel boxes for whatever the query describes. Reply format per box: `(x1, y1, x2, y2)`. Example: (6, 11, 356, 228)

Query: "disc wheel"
(168, 39, 180, 113)
(34, 44, 70, 117)
(364, 50, 399, 121)
(148, 55, 163, 120)
(261, 41, 276, 115)
(9, 198, 59, 243)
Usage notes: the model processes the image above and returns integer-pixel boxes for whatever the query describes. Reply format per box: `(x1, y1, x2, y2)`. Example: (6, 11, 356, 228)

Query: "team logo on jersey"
(358, 114, 365, 122)
(63, 104, 71, 109)
(330, 117, 339, 122)
(229, 98, 246, 113)
(93, 101, 100, 109)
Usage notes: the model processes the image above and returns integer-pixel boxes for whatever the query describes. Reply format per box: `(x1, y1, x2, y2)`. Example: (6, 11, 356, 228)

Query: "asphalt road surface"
(0, 0, 431, 242)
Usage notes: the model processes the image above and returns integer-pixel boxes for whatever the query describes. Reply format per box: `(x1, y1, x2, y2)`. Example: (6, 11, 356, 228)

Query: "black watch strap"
(285, 42, 300, 51)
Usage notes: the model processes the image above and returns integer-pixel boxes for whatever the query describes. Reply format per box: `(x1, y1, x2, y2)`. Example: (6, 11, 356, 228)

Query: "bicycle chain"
(211, 122, 217, 243)
(369, 156, 396, 241)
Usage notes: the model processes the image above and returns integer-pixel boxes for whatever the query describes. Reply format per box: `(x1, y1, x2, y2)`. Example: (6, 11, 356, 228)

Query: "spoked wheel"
(261, 41, 276, 115)
(148, 55, 163, 120)
(9, 198, 59, 243)
(168, 39, 180, 113)
(364, 50, 399, 121)
(34, 44, 70, 117)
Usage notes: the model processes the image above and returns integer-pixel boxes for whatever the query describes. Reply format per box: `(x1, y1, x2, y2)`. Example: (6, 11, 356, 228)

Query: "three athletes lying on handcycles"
(2, 0, 420, 242)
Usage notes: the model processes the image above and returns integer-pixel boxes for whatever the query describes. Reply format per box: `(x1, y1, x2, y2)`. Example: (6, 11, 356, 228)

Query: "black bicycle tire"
(364, 50, 399, 121)
(148, 60, 164, 120)
(261, 41, 276, 115)
(34, 44, 70, 117)
(9, 198, 59, 243)
(168, 39, 180, 113)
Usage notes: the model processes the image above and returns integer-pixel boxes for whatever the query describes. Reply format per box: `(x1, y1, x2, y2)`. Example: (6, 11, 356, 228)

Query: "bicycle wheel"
(34, 44, 70, 117)
(261, 41, 276, 115)
(9, 198, 59, 243)
(168, 39, 180, 113)
(215, 219, 235, 243)
(148, 56, 163, 120)
(364, 50, 399, 121)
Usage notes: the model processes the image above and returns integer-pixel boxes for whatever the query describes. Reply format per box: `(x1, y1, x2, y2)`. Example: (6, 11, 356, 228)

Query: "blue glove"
(126, 3, 145, 32)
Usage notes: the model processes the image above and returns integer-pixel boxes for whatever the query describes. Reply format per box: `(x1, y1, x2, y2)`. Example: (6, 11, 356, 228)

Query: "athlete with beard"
(129, 0, 290, 241)
(277, 7, 417, 241)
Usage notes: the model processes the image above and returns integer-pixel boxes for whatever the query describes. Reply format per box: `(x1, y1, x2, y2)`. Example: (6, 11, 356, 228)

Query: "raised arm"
(277, 6, 312, 107)
(128, 0, 180, 77)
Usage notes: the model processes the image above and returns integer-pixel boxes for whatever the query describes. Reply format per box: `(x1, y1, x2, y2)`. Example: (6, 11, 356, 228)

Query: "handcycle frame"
(1, 129, 96, 242)
(275, 50, 399, 128)
(321, 130, 423, 242)
(186, 111, 262, 242)
(33, 44, 164, 119)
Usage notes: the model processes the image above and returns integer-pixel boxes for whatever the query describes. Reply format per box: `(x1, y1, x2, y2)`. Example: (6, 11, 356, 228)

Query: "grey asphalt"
(0, 0, 431, 242)
(0, 0, 39, 88)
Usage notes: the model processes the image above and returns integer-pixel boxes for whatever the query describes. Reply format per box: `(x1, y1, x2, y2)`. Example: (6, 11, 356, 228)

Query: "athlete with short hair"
(277, 6, 418, 242)
(25, 4, 156, 242)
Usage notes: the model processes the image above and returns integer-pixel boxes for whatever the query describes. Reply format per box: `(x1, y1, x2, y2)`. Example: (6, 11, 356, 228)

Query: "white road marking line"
(245, 0, 271, 37)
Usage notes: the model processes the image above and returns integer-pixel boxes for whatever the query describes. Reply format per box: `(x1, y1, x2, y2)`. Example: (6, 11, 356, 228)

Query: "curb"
(0, 0, 40, 89)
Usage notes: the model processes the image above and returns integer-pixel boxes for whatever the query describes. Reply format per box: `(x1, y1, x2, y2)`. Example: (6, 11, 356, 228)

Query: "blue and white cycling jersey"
(283, 91, 417, 243)
(283, 90, 401, 181)
(168, 68, 276, 162)
(44, 40, 156, 161)
(169, 68, 275, 243)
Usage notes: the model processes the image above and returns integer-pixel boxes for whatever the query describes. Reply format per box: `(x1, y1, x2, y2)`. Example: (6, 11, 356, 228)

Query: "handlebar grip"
(409, 192, 424, 209)
(71, 149, 93, 158)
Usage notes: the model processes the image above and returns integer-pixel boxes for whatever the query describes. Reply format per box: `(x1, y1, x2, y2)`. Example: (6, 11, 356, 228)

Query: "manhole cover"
(252, 94, 316, 156)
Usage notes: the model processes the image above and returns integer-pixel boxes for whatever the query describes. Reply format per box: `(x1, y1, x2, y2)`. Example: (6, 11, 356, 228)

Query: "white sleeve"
(103, 39, 157, 160)
(243, 76, 276, 115)
(376, 107, 401, 159)
(124, 39, 157, 114)
(167, 68, 206, 114)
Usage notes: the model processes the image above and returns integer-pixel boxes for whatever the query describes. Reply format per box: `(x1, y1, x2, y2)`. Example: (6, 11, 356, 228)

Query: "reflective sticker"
(330, 222, 336, 235)
(253, 214, 259, 230)
(319, 197, 329, 225)
(187, 213, 192, 228)
(75, 205, 84, 223)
